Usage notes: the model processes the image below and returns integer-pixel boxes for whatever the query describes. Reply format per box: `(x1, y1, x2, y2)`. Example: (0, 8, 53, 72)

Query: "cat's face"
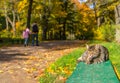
(84, 45, 100, 64)
(86, 45, 99, 56)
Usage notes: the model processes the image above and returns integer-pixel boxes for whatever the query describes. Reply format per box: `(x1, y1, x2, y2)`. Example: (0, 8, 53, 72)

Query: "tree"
(27, 0, 33, 28)
(86, 0, 120, 26)
(3, 0, 19, 36)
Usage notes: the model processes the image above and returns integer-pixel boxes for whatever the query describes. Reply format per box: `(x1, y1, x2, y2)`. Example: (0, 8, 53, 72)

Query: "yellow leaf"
(8, 70, 13, 74)
(0, 70, 3, 73)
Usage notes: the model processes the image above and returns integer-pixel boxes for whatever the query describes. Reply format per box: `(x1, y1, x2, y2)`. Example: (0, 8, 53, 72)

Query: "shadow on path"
(0, 40, 87, 62)
(39, 40, 86, 51)
(0, 48, 28, 62)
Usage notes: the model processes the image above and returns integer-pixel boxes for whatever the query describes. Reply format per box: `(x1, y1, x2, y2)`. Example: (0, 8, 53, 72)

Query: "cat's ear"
(86, 44, 89, 49)
(95, 44, 100, 49)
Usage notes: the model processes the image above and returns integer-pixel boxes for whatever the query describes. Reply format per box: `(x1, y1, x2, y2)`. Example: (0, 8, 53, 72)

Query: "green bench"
(66, 60, 120, 83)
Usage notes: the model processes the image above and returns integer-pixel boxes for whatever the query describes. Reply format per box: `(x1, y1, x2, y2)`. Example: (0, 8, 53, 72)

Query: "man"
(32, 21, 39, 46)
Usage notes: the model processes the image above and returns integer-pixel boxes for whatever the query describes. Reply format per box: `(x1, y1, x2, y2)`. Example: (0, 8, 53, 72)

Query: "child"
(22, 28, 31, 46)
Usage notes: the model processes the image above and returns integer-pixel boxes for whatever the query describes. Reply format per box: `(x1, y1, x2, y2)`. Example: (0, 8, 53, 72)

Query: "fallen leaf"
(0, 70, 3, 73)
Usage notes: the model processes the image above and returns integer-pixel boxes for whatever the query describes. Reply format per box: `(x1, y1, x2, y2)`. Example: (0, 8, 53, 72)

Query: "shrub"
(0, 29, 12, 38)
(94, 24, 115, 41)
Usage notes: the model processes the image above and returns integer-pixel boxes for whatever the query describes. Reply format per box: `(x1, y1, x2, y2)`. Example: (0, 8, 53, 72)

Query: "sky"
(78, 0, 94, 9)
(78, 0, 87, 3)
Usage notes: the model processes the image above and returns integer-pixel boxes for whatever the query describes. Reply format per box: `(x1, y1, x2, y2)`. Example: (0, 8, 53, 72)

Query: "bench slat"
(66, 60, 120, 83)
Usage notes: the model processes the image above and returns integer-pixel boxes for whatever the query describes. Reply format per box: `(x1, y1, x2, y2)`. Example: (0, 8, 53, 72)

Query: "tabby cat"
(77, 44, 109, 64)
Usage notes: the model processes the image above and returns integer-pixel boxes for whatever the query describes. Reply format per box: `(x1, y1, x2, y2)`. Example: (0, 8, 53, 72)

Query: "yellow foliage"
(107, 1, 119, 10)
(36, 6, 42, 10)
(94, 28, 104, 40)
(46, 66, 72, 76)
(83, 28, 87, 31)
(16, 22, 21, 29)
(74, 3, 95, 25)
(56, 11, 67, 18)
(18, 0, 27, 13)
(63, 67, 72, 75)
(46, 66, 54, 74)
(72, 0, 91, 11)
(108, 5, 115, 10)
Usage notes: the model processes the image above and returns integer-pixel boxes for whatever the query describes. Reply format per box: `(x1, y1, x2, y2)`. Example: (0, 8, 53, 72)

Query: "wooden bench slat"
(66, 60, 120, 83)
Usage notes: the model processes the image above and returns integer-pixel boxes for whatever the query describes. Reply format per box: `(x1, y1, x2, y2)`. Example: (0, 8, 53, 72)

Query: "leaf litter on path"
(0, 40, 86, 83)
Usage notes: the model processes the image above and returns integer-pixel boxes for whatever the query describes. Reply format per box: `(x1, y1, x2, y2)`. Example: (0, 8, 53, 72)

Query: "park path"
(0, 40, 86, 83)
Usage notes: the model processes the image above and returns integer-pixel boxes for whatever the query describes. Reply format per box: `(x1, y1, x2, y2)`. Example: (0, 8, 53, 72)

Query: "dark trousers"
(32, 34, 39, 46)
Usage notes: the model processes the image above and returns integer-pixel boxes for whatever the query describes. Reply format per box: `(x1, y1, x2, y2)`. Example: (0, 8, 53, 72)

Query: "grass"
(39, 40, 120, 83)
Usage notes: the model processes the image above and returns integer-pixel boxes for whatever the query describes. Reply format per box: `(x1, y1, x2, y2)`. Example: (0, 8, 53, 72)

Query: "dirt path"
(0, 40, 86, 83)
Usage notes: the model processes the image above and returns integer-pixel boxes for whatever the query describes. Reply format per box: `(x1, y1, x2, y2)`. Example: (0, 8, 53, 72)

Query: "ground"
(0, 40, 86, 83)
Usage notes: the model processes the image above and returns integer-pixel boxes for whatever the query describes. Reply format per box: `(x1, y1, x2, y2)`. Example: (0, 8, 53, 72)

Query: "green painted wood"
(66, 60, 120, 83)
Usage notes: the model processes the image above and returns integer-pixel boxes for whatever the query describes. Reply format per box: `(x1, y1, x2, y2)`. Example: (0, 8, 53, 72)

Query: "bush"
(0, 30, 12, 38)
(94, 24, 115, 41)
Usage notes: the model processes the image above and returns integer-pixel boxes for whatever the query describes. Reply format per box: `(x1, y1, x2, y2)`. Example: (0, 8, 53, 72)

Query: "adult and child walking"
(22, 22, 39, 46)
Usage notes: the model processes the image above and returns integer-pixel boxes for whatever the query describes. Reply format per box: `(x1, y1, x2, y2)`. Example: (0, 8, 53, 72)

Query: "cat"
(77, 44, 109, 64)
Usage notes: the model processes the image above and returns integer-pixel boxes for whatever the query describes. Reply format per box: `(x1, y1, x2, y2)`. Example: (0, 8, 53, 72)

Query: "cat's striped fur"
(77, 44, 109, 64)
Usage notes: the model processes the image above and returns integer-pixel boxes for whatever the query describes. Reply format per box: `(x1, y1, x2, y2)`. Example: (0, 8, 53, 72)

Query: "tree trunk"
(115, 4, 120, 24)
(62, 20, 66, 40)
(93, 2, 98, 26)
(115, 4, 120, 43)
(6, 10, 16, 36)
(12, 9, 16, 36)
(4, 2, 9, 30)
(27, 0, 33, 28)
(5, 18, 9, 30)
(42, 26, 47, 40)
(4, 1, 16, 36)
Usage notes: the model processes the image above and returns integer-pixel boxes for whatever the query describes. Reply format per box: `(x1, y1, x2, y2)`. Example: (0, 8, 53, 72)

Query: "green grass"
(39, 41, 120, 83)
